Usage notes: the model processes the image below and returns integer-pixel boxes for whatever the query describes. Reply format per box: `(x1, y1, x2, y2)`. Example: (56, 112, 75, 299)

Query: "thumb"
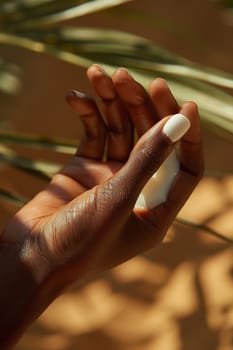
(108, 113, 191, 210)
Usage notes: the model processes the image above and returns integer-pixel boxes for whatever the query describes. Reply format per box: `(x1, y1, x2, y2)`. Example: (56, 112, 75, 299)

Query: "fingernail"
(163, 113, 191, 142)
(70, 90, 86, 98)
(113, 67, 130, 79)
(89, 64, 107, 75)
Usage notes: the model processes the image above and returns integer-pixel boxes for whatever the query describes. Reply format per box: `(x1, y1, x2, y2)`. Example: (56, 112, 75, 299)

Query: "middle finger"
(87, 65, 134, 162)
(112, 68, 159, 136)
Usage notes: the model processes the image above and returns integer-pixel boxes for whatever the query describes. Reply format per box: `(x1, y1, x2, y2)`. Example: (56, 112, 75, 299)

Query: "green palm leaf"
(0, 144, 60, 180)
(0, 29, 232, 140)
(0, 129, 77, 154)
(0, 0, 133, 29)
(215, 0, 233, 9)
(0, 188, 27, 206)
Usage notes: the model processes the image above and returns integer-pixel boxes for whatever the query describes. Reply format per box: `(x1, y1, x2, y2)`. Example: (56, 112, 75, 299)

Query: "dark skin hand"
(0, 65, 203, 348)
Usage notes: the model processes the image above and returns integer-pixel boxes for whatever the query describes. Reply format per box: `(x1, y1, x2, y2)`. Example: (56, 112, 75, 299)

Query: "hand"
(0, 65, 203, 347)
(3, 64, 204, 284)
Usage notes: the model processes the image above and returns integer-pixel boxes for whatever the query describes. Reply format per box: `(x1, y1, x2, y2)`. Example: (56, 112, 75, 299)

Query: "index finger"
(160, 101, 204, 221)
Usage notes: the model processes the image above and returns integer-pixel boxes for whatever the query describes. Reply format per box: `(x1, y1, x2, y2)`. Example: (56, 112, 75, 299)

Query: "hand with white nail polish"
(0, 65, 204, 348)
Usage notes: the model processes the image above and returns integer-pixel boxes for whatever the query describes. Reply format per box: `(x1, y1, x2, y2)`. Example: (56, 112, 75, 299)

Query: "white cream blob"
(135, 150, 179, 209)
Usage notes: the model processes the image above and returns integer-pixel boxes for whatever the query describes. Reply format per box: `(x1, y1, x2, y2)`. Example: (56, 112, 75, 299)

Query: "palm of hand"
(36, 154, 159, 271)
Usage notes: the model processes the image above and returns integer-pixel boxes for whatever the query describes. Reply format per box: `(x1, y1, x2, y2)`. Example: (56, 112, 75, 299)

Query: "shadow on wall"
(16, 222, 233, 350)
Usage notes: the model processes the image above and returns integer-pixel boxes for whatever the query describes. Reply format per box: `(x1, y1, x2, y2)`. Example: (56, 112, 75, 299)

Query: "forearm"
(0, 243, 55, 349)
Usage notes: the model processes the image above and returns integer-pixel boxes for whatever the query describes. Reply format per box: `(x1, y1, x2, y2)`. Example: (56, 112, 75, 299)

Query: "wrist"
(0, 240, 57, 349)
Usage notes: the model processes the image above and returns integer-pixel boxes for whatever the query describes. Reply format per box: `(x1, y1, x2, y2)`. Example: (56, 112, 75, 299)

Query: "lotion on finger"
(135, 114, 190, 209)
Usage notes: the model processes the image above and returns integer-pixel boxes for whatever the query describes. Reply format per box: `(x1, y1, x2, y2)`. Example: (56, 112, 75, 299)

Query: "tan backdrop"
(0, 1, 232, 349)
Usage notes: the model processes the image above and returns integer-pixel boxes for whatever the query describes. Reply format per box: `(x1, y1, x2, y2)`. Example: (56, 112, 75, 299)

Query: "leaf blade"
(0, 129, 77, 154)
(0, 0, 134, 29)
(0, 144, 61, 181)
(0, 188, 27, 206)
(0, 29, 232, 141)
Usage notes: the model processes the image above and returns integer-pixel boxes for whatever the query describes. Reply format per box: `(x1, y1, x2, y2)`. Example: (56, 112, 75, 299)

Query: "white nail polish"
(163, 114, 191, 142)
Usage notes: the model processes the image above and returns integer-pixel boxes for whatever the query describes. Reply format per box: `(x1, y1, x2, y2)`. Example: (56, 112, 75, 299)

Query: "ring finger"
(66, 90, 107, 160)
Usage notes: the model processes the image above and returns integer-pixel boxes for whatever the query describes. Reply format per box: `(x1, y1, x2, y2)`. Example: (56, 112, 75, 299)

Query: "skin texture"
(0, 65, 204, 348)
